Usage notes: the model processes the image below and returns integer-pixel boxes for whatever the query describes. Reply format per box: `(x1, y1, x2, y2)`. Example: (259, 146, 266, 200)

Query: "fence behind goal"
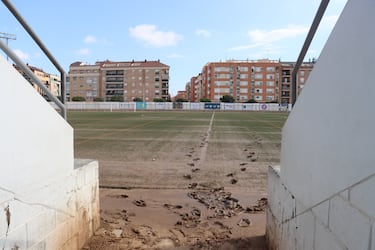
(52, 102, 292, 112)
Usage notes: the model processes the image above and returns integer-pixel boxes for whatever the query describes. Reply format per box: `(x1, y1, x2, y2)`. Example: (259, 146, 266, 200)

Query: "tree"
(153, 98, 166, 102)
(72, 96, 86, 102)
(110, 95, 123, 102)
(175, 98, 188, 102)
(133, 97, 143, 102)
(220, 95, 235, 103)
(246, 99, 257, 103)
(93, 97, 104, 102)
(200, 98, 211, 102)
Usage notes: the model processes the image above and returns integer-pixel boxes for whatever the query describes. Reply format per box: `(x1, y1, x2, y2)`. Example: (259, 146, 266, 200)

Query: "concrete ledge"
(0, 159, 99, 250)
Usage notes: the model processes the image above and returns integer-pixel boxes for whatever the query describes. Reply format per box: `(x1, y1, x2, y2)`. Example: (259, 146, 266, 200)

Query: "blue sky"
(1, 0, 346, 95)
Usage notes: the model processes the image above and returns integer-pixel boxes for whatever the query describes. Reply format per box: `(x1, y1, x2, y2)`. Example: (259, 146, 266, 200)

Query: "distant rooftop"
(70, 59, 169, 68)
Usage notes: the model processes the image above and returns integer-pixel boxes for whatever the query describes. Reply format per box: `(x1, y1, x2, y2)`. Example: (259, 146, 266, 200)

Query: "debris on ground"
(246, 197, 268, 213)
(133, 199, 146, 207)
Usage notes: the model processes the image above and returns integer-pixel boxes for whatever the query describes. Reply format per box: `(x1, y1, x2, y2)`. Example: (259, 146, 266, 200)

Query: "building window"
(266, 67, 275, 72)
(255, 88, 263, 94)
(254, 67, 263, 72)
(266, 74, 274, 80)
(254, 74, 263, 79)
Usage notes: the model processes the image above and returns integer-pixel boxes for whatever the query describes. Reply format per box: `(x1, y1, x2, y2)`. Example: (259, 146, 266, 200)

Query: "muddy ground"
(75, 112, 282, 249)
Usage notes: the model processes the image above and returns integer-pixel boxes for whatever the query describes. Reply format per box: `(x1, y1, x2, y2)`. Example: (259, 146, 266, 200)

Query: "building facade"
(186, 59, 314, 103)
(174, 90, 187, 101)
(14, 64, 61, 100)
(68, 62, 100, 101)
(68, 60, 170, 102)
(279, 62, 314, 104)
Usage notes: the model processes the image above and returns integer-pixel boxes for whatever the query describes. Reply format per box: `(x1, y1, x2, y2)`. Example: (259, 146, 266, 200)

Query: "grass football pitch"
(68, 111, 289, 190)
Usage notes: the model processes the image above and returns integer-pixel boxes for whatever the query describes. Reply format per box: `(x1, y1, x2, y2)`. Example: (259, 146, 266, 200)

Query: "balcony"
(106, 77, 123, 82)
(106, 90, 123, 96)
(106, 83, 123, 89)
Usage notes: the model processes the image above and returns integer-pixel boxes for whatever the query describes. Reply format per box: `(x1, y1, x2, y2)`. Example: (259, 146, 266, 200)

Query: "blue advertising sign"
(136, 102, 147, 110)
(204, 103, 221, 110)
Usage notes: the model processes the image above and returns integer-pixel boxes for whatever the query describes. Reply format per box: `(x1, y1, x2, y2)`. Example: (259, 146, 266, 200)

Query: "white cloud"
(167, 53, 184, 58)
(195, 29, 211, 38)
(249, 25, 308, 44)
(13, 49, 30, 60)
(129, 24, 182, 47)
(77, 48, 90, 55)
(229, 24, 308, 52)
(84, 35, 97, 44)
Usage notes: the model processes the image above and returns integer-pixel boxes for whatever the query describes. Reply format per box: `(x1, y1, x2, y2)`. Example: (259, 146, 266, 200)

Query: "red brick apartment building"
(174, 90, 188, 101)
(68, 60, 170, 101)
(186, 59, 314, 104)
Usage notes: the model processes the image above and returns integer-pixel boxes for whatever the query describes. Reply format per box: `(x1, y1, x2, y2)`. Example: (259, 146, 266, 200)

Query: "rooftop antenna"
(0, 32, 17, 61)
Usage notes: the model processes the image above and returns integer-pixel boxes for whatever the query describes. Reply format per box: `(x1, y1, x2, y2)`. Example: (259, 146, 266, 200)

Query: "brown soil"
(80, 113, 279, 249)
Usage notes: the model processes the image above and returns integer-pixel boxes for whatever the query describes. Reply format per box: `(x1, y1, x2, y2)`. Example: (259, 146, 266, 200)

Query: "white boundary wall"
(0, 55, 99, 249)
(60, 101, 291, 112)
(267, 0, 375, 249)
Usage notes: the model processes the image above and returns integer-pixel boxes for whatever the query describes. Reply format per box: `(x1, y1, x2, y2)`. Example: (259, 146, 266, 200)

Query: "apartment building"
(279, 62, 314, 103)
(68, 60, 170, 102)
(174, 90, 187, 101)
(68, 62, 100, 101)
(187, 59, 314, 103)
(196, 60, 280, 103)
(14, 63, 61, 99)
(187, 73, 203, 102)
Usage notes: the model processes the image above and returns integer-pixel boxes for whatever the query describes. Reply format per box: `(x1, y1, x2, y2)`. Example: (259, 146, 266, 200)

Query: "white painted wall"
(267, 0, 375, 249)
(0, 55, 73, 194)
(0, 55, 99, 249)
(281, 0, 375, 210)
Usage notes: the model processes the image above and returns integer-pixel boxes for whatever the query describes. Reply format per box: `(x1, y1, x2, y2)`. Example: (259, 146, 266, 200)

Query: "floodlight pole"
(0, 32, 16, 61)
(291, 0, 330, 106)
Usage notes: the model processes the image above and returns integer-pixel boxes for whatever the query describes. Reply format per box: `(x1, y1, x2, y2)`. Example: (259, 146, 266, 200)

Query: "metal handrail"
(0, 39, 66, 114)
(291, 0, 330, 106)
(1, 0, 66, 119)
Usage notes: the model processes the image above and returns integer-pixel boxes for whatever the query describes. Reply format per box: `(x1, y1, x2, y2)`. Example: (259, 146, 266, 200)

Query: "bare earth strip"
(70, 111, 286, 249)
